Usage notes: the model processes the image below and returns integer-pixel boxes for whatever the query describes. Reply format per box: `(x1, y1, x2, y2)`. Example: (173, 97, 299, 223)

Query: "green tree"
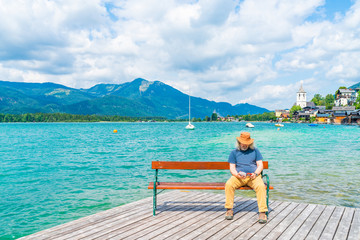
(311, 94, 326, 106)
(4, 114, 13, 122)
(243, 114, 251, 121)
(311, 94, 322, 105)
(204, 116, 210, 121)
(290, 105, 302, 114)
(325, 94, 335, 109)
(355, 93, 360, 109)
(211, 113, 218, 121)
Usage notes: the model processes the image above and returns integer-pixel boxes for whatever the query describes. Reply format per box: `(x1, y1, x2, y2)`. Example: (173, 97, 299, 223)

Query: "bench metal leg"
(153, 181, 157, 216)
(262, 174, 270, 217)
(153, 169, 158, 216)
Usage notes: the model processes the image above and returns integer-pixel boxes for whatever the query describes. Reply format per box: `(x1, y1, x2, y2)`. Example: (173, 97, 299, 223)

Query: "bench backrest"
(152, 161, 268, 170)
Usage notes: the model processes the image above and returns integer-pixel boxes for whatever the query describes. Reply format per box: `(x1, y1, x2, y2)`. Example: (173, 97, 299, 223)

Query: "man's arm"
(250, 160, 264, 179)
(255, 160, 264, 175)
(230, 163, 245, 179)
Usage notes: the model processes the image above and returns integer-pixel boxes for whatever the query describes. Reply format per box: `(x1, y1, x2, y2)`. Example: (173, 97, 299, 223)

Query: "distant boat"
(185, 122, 195, 130)
(309, 123, 318, 127)
(246, 123, 254, 128)
(185, 94, 195, 130)
(275, 123, 284, 127)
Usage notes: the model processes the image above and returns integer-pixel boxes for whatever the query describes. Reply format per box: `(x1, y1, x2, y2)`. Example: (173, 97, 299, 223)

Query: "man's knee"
(225, 178, 237, 190)
(254, 183, 266, 192)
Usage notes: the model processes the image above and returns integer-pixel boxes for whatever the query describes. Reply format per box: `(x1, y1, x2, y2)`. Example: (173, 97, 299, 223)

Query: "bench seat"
(148, 182, 274, 190)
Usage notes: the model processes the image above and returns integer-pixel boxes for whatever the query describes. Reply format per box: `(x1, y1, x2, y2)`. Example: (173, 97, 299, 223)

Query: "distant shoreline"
(0, 112, 275, 123)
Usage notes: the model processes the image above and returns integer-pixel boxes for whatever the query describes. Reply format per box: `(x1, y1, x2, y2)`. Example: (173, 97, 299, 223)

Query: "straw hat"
(236, 132, 254, 145)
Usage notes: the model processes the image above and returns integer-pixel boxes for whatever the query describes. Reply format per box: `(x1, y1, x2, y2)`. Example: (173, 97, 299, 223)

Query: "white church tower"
(296, 84, 307, 109)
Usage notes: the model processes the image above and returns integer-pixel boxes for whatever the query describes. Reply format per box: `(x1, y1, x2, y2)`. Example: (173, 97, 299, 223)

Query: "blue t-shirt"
(228, 148, 263, 173)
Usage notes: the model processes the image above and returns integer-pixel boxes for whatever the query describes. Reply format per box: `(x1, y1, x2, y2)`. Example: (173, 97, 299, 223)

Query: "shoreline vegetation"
(0, 112, 277, 123)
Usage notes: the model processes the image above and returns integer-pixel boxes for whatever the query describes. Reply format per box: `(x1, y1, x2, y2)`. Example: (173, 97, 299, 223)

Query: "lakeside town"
(215, 84, 360, 126)
(275, 85, 360, 125)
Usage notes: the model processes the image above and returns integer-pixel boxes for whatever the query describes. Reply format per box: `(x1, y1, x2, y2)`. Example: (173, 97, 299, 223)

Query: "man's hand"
(249, 173, 257, 180)
(236, 172, 246, 179)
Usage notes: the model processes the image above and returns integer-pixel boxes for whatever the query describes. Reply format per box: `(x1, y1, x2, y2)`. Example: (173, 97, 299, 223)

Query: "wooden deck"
(20, 190, 360, 240)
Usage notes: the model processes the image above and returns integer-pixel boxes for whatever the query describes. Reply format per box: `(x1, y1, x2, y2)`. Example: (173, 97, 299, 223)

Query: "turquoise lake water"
(0, 122, 359, 239)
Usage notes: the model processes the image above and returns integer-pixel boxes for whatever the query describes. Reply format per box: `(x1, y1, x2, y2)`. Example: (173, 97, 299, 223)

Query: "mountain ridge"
(349, 81, 360, 89)
(0, 78, 269, 118)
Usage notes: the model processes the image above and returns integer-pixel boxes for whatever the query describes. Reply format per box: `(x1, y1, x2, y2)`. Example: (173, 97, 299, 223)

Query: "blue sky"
(0, 0, 359, 110)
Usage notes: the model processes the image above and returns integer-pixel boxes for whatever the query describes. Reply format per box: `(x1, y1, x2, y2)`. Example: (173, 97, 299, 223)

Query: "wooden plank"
(217, 201, 284, 240)
(156, 197, 262, 240)
(288, 204, 326, 240)
(191, 200, 260, 240)
(261, 203, 309, 240)
(91, 193, 221, 239)
(304, 205, 336, 240)
(250, 203, 307, 239)
(76, 193, 214, 239)
(333, 207, 355, 240)
(62, 191, 209, 240)
(236, 201, 292, 239)
(122, 193, 226, 240)
(148, 182, 273, 190)
(152, 161, 229, 169)
(178, 197, 261, 240)
(19, 191, 360, 240)
(152, 161, 268, 170)
(276, 204, 317, 240)
(19, 191, 175, 240)
(348, 208, 360, 240)
(21, 190, 194, 240)
(248, 202, 300, 240)
(48, 190, 181, 240)
(319, 206, 345, 240)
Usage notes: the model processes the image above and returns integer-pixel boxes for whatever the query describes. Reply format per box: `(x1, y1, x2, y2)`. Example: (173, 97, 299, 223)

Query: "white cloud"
(239, 83, 297, 110)
(0, 0, 360, 110)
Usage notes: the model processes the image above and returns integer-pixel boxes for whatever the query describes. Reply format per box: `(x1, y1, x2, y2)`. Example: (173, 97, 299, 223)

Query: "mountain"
(349, 82, 360, 89)
(0, 78, 269, 118)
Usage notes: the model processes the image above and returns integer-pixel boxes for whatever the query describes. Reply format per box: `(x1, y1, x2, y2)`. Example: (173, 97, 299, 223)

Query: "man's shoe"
(225, 209, 233, 220)
(259, 212, 267, 224)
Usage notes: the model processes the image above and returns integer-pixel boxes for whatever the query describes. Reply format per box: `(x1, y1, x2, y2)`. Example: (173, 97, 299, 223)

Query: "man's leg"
(225, 176, 246, 220)
(225, 176, 245, 209)
(247, 175, 268, 223)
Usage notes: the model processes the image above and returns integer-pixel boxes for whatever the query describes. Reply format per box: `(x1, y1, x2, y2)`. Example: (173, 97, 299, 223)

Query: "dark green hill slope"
(349, 82, 360, 89)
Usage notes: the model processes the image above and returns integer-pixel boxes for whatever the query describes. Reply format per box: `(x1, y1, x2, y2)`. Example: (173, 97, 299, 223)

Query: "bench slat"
(152, 161, 268, 170)
(148, 182, 274, 190)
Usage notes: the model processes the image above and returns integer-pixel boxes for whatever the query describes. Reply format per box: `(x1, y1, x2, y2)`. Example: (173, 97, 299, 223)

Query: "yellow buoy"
(113, 129, 118, 133)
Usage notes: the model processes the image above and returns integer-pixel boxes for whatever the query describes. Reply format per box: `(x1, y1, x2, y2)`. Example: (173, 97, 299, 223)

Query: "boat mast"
(188, 94, 191, 123)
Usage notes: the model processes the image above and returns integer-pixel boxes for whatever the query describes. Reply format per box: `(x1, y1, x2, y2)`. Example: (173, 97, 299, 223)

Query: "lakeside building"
(280, 112, 290, 119)
(335, 88, 358, 106)
(315, 108, 333, 123)
(346, 109, 360, 125)
(332, 106, 356, 124)
(275, 110, 289, 118)
(293, 109, 318, 121)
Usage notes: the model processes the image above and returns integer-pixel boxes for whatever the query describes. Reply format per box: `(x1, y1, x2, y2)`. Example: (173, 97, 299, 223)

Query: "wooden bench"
(148, 161, 273, 216)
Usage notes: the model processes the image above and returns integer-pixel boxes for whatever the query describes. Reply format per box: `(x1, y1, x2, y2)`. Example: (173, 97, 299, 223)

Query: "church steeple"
(298, 84, 305, 93)
(296, 84, 307, 108)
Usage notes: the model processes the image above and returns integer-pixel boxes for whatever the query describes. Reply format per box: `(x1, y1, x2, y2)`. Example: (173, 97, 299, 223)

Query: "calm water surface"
(0, 122, 359, 239)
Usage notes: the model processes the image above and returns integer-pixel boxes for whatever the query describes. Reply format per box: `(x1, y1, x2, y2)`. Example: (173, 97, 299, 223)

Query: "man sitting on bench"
(225, 132, 268, 224)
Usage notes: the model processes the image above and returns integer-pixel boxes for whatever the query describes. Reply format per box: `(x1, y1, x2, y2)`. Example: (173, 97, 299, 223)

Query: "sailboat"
(185, 94, 195, 130)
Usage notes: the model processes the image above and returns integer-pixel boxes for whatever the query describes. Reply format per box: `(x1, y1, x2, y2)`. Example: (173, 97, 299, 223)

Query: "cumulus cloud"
(0, 0, 359, 109)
